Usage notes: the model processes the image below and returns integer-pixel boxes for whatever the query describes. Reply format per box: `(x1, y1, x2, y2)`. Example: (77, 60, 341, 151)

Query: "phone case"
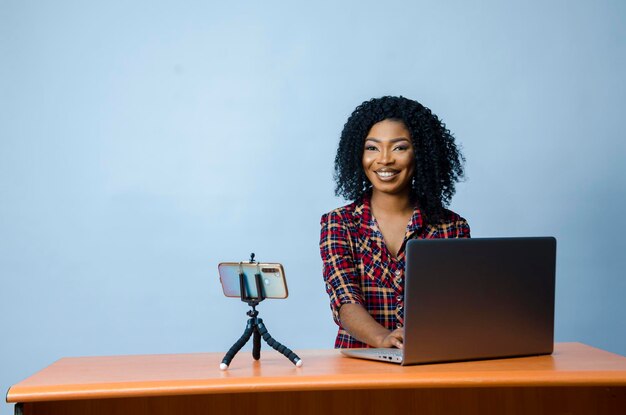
(218, 262, 288, 299)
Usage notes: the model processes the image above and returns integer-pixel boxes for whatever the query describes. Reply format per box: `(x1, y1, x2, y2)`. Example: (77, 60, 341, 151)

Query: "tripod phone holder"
(220, 253, 302, 370)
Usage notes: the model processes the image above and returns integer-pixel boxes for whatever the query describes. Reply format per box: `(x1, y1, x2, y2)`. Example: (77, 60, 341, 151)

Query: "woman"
(320, 96, 470, 349)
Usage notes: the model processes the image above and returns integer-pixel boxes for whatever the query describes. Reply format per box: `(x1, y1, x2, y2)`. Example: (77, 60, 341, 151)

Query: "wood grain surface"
(15, 386, 625, 415)
(7, 342, 626, 403)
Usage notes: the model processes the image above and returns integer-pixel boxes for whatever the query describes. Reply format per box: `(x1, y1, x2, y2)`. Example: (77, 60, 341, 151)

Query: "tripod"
(220, 255, 302, 370)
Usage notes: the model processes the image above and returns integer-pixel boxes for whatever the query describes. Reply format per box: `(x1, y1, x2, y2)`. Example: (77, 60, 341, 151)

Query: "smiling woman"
(320, 96, 470, 349)
(362, 120, 415, 200)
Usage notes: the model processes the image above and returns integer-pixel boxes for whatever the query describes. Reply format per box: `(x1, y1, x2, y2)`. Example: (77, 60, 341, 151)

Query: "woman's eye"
(365, 145, 378, 151)
(394, 146, 409, 151)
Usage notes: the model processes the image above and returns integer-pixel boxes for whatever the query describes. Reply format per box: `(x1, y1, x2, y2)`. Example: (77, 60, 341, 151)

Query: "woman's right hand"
(377, 328, 404, 349)
(339, 303, 404, 348)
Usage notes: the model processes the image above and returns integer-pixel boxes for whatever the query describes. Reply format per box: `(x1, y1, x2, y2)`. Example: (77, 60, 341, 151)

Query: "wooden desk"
(6, 343, 626, 415)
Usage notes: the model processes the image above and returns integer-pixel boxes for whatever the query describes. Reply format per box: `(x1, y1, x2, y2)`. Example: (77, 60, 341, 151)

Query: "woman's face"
(362, 119, 415, 196)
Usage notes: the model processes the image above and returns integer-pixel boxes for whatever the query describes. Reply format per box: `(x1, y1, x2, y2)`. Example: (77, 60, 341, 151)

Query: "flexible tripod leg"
(220, 317, 255, 370)
(252, 326, 261, 360)
(256, 318, 303, 367)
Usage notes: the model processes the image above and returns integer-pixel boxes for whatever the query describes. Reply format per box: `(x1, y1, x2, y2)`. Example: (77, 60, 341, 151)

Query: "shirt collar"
(406, 203, 424, 237)
(354, 194, 374, 241)
(353, 193, 424, 240)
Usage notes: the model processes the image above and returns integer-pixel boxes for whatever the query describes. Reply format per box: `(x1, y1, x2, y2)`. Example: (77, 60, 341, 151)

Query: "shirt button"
(397, 296, 402, 302)
(396, 323, 403, 328)
(397, 305, 403, 310)
(395, 270, 401, 276)
(397, 278, 403, 283)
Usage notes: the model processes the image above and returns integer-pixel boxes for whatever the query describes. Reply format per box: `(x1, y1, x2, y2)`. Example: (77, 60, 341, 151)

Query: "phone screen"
(218, 263, 288, 299)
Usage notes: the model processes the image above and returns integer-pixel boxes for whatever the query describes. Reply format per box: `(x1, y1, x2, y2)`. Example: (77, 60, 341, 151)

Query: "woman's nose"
(378, 148, 394, 164)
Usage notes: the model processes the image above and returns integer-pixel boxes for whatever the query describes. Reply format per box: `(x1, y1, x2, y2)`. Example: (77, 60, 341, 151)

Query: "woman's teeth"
(376, 171, 397, 178)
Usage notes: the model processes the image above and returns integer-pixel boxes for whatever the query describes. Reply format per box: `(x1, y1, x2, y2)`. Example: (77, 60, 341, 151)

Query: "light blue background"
(1, 1, 624, 413)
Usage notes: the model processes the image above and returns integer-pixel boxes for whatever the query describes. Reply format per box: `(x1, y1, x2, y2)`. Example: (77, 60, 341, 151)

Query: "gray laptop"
(341, 237, 556, 365)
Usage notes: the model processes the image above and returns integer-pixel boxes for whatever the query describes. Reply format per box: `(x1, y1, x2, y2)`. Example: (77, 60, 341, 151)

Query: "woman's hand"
(376, 328, 404, 349)
(339, 303, 404, 348)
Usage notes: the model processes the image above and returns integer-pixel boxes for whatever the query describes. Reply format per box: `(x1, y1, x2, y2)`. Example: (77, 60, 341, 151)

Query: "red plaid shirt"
(320, 195, 471, 348)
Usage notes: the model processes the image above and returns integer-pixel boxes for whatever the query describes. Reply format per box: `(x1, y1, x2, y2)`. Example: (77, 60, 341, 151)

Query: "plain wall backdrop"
(1, 1, 624, 413)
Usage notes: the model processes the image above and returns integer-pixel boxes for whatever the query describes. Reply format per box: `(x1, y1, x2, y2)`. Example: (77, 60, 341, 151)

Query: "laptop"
(341, 237, 556, 365)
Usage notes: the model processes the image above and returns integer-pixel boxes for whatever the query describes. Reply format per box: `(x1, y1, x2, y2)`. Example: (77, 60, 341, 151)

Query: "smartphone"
(218, 262, 288, 299)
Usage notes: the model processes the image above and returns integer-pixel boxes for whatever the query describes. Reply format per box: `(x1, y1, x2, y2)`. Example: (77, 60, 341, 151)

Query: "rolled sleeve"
(320, 212, 364, 326)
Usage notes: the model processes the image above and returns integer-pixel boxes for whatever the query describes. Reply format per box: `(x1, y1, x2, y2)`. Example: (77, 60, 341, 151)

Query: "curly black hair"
(334, 96, 465, 224)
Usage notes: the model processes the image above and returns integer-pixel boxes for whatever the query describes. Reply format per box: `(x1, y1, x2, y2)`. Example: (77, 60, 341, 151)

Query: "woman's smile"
(375, 169, 400, 180)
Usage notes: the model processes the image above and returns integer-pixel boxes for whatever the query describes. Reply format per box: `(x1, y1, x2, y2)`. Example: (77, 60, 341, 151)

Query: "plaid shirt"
(320, 195, 471, 348)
